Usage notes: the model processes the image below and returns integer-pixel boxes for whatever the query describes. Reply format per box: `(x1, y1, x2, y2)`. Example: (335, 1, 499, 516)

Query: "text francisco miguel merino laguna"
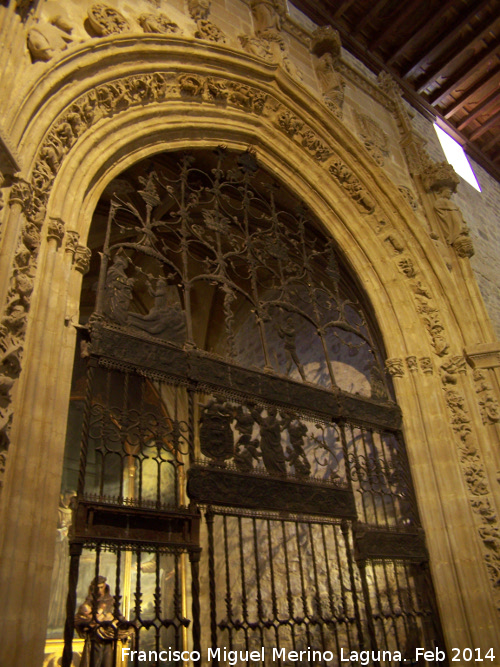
(121, 646, 447, 664)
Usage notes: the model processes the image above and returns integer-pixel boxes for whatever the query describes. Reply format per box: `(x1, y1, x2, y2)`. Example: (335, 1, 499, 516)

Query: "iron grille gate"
(60, 148, 445, 666)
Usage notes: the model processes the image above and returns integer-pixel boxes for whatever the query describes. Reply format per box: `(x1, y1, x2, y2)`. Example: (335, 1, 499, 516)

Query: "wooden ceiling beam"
(470, 107, 500, 139)
(352, 0, 389, 36)
(369, 0, 422, 53)
(482, 131, 500, 152)
(289, 0, 500, 183)
(444, 65, 500, 117)
(416, 17, 500, 94)
(402, 0, 493, 80)
(457, 89, 500, 130)
(332, 0, 357, 20)
(429, 43, 500, 106)
(386, 0, 458, 66)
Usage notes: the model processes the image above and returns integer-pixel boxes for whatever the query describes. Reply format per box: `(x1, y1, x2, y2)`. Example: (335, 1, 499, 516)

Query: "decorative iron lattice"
(59, 149, 446, 666)
(93, 148, 387, 399)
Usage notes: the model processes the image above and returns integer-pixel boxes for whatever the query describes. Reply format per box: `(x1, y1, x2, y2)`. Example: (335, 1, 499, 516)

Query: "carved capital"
(419, 357, 433, 374)
(385, 358, 404, 377)
(47, 217, 65, 248)
(406, 356, 418, 372)
(65, 230, 80, 256)
(73, 245, 92, 274)
(9, 179, 32, 213)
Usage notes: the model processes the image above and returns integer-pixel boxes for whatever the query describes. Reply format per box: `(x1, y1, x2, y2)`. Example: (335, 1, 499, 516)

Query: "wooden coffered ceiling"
(292, 0, 500, 183)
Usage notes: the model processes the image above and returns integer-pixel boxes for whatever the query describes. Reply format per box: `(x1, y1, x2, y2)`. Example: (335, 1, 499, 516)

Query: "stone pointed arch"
(1, 39, 500, 667)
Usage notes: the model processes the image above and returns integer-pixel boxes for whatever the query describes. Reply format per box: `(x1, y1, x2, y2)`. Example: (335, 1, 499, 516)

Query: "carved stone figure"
(27, 16, 73, 62)
(433, 187, 474, 258)
(88, 4, 131, 36)
(311, 26, 345, 119)
(138, 12, 181, 35)
(353, 110, 388, 166)
(233, 405, 260, 471)
(75, 576, 132, 667)
(187, 0, 226, 42)
(239, 0, 300, 78)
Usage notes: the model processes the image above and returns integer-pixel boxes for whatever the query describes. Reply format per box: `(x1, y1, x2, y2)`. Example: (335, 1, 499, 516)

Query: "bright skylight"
(434, 124, 481, 191)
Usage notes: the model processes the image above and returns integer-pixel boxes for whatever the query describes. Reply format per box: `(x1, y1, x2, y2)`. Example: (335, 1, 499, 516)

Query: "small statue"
(103, 253, 134, 325)
(433, 187, 474, 258)
(277, 315, 306, 381)
(251, 406, 287, 475)
(283, 414, 311, 477)
(75, 576, 132, 667)
(27, 16, 73, 62)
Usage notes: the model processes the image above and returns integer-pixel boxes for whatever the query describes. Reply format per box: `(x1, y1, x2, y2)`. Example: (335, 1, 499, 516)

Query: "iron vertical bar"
(189, 549, 202, 666)
(206, 509, 219, 665)
(340, 521, 366, 651)
(61, 541, 83, 667)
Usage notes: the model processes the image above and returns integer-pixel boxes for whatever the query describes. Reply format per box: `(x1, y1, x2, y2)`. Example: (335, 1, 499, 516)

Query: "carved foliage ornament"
(138, 13, 181, 35)
(88, 4, 131, 36)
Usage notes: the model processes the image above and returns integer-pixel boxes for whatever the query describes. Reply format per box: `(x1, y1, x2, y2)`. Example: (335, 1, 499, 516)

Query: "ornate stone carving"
(473, 369, 500, 425)
(443, 384, 500, 602)
(328, 162, 375, 212)
(277, 110, 303, 137)
(300, 130, 331, 162)
(239, 0, 300, 78)
(406, 356, 418, 373)
(353, 110, 388, 166)
(419, 357, 433, 374)
(187, 0, 226, 43)
(311, 26, 345, 119)
(440, 356, 467, 386)
(398, 185, 418, 210)
(88, 4, 131, 36)
(8, 179, 32, 214)
(65, 230, 80, 255)
(415, 296, 449, 357)
(398, 257, 416, 278)
(422, 161, 460, 193)
(385, 358, 404, 377)
(138, 12, 181, 35)
(27, 16, 73, 62)
(385, 233, 404, 254)
(433, 187, 474, 258)
(47, 218, 65, 248)
(74, 246, 92, 274)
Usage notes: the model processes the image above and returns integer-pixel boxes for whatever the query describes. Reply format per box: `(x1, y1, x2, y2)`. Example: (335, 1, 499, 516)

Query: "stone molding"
(465, 342, 500, 370)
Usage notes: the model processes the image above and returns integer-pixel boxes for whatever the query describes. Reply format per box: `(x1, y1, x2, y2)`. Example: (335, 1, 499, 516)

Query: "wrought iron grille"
(57, 149, 445, 667)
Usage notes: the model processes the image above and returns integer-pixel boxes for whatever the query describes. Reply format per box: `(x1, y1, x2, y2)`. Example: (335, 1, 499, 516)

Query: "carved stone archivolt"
(311, 26, 345, 120)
